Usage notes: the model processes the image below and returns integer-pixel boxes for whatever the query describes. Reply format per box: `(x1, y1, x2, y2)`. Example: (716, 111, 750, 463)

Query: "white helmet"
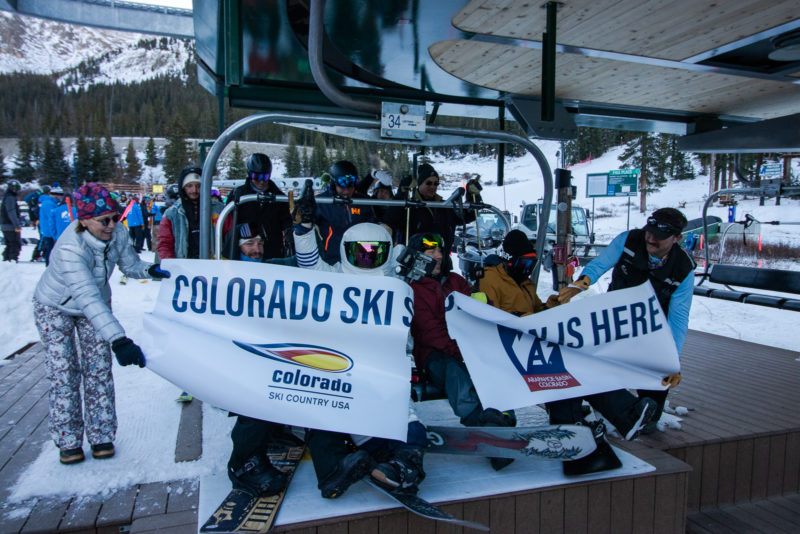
(339, 223, 394, 276)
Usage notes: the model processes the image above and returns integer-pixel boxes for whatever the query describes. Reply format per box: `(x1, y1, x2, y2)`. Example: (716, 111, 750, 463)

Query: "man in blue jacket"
(313, 160, 376, 264)
(38, 185, 64, 265)
(124, 197, 145, 253)
(550, 208, 694, 474)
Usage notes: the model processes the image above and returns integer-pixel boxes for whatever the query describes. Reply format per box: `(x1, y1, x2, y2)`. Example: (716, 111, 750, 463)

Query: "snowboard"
(366, 479, 489, 531)
(200, 443, 305, 533)
(425, 424, 596, 461)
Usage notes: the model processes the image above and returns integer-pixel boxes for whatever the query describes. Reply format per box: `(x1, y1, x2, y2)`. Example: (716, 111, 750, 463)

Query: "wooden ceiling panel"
(429, 40, 800, 119)
(453, 0, 799, 61)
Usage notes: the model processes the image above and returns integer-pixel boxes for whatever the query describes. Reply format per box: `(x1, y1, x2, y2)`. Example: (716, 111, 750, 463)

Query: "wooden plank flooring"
(1, 328, 798, 533)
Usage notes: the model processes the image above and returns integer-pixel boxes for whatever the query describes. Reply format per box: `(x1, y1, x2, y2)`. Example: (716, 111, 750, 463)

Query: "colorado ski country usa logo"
(233, 341, 354, 373)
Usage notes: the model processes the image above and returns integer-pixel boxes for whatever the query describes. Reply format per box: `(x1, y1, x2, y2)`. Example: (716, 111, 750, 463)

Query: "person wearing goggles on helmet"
(403, 232, 516, 471)
(291, 182, 427, 499)
(310, 160, 377, 264)
(223, 153, 294, 262)
(476, 230, 561, 317)
(547, 207, 693, 475)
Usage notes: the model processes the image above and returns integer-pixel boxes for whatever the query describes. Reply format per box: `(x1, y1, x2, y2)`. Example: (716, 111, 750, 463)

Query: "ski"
(425, 424, 596, 461)
(366, 479, 489, 531)
(200, 443, 305, 533)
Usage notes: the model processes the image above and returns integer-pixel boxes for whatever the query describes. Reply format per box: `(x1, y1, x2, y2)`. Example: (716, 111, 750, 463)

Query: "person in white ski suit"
(292, 182, 426, 498)
(32, 183, 170, 465)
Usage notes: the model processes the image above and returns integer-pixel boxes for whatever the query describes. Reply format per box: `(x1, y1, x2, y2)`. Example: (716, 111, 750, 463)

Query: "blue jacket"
(125, 201, 144, 227)
(52, 202, 78, 240)
(581, 230, 694, 354)
(38, 195, 59, 238)
(151, 203, 162, 222)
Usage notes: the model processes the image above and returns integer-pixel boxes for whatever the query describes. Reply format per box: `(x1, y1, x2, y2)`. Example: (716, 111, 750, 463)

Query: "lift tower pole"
(554, 168, 573, 290)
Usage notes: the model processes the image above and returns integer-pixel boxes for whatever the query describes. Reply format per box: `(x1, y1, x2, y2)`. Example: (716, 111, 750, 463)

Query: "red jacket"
(410, 273, 472, 369)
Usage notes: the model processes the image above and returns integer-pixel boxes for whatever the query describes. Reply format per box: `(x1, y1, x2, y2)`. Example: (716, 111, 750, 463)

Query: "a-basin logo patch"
(233, 341, 353, 373)
(497, 325, 580, 392)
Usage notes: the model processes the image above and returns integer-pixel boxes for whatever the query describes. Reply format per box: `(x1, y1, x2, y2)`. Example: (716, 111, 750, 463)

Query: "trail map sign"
(586, 170, 640, 198)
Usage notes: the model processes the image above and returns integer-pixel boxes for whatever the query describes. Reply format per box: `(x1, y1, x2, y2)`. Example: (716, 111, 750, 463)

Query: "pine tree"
(227, 143, 247, 181)
(100, 136, 118, 181)
(284, 135, 302, 177)
(12, 132, 36, 183)
(41, 136, 70, 185)
(618, 133, 663, 212)
(123, 140, 142, 183)
(302, 148, 310, 176)
(144, 137, 159, 167)
(163, 117, 190, 183)
(74, 135, 92, 182)
(89, 137, 104, 181)
(309, 133, 329, 177)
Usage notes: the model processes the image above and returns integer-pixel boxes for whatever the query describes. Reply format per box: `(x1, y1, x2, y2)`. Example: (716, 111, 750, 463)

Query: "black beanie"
(418, 163, 438, 180)
(503, 229, 535, 257)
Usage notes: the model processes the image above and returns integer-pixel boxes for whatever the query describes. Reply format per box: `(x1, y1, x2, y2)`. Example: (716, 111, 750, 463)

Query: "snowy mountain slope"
(0, 11, 190, 87)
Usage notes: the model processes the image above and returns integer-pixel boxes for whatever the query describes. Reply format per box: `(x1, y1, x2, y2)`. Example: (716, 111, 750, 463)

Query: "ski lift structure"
(202, 111, 544, 281)
(693, 179, 800, 311)
(198, 0, 559, 286)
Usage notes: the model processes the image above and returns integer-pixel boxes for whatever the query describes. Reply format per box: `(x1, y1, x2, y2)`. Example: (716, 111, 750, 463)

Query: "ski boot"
(319, 449, 373, 499)
(562, 420, 622, 476)
(371, 447, 426, 494)
(228, 454, 288, 497)
(622, 398, 658, 441)
(479, 408, 517, 471)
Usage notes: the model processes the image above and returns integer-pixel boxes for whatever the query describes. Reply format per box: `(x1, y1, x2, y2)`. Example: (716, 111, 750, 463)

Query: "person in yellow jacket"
(477, 229, 559, 315)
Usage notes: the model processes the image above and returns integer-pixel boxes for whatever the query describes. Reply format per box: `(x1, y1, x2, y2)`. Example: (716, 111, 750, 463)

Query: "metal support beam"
(541, 2, 559, 122)
(677, 113, 800, 153)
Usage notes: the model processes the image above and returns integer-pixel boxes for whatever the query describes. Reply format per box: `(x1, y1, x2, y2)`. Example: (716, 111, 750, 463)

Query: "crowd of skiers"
(8, 153, 692, 502)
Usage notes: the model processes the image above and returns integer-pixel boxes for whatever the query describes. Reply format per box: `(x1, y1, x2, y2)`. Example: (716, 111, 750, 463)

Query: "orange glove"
(662, 373, 682, 389)
(557, 275, 591, 304)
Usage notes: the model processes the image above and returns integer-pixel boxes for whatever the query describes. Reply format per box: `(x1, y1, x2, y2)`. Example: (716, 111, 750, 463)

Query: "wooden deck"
(1, 330, 798, 533)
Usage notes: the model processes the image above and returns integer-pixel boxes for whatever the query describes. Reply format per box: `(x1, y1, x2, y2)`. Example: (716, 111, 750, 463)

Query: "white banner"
(446, 283, 680, 411)
(141, 259, 414, 441)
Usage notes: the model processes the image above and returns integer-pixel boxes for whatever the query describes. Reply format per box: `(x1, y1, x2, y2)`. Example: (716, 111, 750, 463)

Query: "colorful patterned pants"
(33, 300, 117, 450)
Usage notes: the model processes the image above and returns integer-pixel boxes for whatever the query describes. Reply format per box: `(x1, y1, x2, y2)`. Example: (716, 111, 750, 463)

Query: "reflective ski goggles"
(420, 233, 444, 251)
(344, 240, 390, 269)
(95, 214, 121, 227)
(512, 252, 537, 269)
(250, 172, 271, 182)
(334, 174, 358, 188)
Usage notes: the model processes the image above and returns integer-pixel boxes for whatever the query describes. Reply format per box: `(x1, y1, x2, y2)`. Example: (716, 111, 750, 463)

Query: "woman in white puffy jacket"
(32, 183, 169, 465)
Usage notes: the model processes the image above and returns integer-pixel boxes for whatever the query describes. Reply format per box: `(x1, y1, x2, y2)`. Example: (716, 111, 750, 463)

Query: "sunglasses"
(95, 214, 120, 227)
(422, 180, 440, 187)
(250, 172, 271, 182)
(334, 174, 358, 188)
(647, 217, 680, 236)
(420, 233, 444, 250)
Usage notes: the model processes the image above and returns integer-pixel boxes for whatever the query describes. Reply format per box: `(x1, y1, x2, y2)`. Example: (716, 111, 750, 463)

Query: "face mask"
(240, 254, 262, 263)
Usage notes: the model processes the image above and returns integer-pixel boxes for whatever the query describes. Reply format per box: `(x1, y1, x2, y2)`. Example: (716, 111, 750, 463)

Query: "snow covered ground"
(1, 149, 798, 504)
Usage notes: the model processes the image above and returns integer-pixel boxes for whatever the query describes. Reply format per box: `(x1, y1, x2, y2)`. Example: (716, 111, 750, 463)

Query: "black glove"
(396, 175, 413, 198)
(147, 263, 171, 280)
(466, 178, 482, 202)
(297, 179, 317, 224)
(111, 337, 146, 368)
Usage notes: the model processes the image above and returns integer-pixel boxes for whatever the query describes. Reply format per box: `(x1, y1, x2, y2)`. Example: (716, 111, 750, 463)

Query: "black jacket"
(314, 188, 376, 264)
(608, 229, 695, 314)
(226, 179, 294, 260)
